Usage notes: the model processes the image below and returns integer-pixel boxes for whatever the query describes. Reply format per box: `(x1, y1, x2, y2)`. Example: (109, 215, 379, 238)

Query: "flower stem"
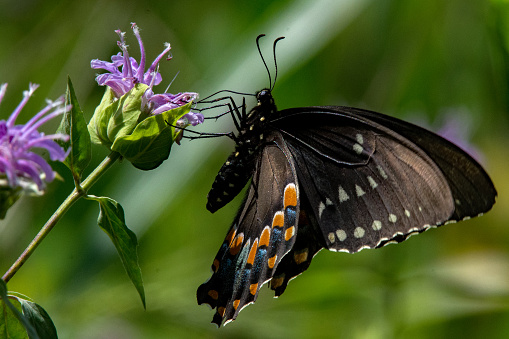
(2, 151, 121, 283)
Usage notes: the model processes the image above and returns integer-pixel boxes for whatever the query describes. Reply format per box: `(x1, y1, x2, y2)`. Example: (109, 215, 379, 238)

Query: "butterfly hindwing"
(269, 196, 324, 296)
(197, 132, 300, 326)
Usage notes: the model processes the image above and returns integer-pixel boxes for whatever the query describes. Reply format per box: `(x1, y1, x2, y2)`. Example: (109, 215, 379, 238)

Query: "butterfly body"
(206, 89, 279, 213)
(197, 87, 497, 326)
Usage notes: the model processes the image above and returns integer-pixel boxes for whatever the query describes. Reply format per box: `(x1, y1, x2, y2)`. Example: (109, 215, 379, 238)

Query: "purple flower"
(91, 23, 203, 126)
(0, 83, 70, 193)
(435, 110, 483, 163)
(412, 108, 484, 163)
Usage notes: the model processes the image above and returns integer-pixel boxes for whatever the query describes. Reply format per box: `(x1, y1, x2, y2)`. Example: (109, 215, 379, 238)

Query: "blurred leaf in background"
(0, 0, 508, 338)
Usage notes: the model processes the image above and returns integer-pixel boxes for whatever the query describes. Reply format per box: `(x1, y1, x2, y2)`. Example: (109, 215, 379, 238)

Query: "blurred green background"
(1, 0, 509, 338)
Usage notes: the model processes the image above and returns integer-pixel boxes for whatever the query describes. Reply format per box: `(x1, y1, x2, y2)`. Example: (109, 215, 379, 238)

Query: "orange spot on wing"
(284, 184, 297, 208)
(268, 255, 277, 269)
(212, 259, 220, 272)
(271, 275, 285, 289)
(229, 233, 244, 255)
(272, 211, 284, 228)
(294, 250, 309, 265)
(208, 290, 219, 300)
(247, 239, 259, 265)
(250, 283, 258, 295)
(285, 226, 295, 241)
(218, 307, 225, 317)
(259, 227, 271, 247)
(225, 228, 236, 247)
(233, 299, 240, 310)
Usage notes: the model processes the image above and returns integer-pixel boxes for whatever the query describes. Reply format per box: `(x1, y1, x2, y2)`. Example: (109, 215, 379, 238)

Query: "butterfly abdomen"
(206, 150, 256, 213)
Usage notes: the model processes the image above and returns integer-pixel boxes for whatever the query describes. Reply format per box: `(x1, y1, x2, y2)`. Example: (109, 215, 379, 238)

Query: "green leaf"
(87, 196, 145, 308)
(87, 83, 149, 148)
(56, 76, 92, 181)
(162, 101, 195, 129)
(0, 280, 39, 339)
(107, 83, 149, 142)
(87, 87, 117, 146)
(0, 185, 21, 220)
(111, 102, 193, 170)
(18, 300, 57, 339)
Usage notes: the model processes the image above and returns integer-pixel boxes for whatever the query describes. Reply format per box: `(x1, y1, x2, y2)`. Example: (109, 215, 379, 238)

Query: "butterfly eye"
(257, 89, 271, 102)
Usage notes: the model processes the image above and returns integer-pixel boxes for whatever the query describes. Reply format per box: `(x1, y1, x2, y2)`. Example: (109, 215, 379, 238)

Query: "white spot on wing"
(353, 143, 363, 154)
(326, 198, 333, 206)
(355, 184, 365, 197)
(318, 202, 325, 219)
(356, 134, 364, 144)
(377, 165, 388, 179)
(354, 227, 365, 238)
(388, 214, 397, 223)
(336, 229, 347, 241)
(367, 176, 378, 189)
(338, 186, 349, 202)
(372, 220, 382, 230)
(328, 232, 335, 243)
(405, 210, 411, 217)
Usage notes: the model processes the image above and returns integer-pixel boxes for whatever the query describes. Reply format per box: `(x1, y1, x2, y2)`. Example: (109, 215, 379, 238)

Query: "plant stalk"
(2, 152, 121, 283)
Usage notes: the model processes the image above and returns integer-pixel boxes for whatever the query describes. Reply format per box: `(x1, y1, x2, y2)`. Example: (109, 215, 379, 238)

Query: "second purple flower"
(88, 23, 202, 170)
(90, 22, 202, 125)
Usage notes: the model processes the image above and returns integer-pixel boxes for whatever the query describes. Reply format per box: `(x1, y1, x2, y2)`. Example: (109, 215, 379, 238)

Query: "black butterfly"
(196, 35, 497, 326)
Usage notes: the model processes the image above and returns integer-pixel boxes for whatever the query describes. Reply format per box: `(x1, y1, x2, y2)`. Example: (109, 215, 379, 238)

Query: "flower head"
(0, 83, 69, 194)
(91, 23, 203, 126)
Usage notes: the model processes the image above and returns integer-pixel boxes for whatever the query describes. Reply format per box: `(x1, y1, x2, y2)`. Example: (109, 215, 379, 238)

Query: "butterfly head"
(256, 88, 273, 106)
(252, 88, 277, 117)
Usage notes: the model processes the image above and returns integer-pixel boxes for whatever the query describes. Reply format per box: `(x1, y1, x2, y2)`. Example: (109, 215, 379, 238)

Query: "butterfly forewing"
(272, 109, 454, 252)
(338, 106, 497, 219)
(197, 132, 300, 326)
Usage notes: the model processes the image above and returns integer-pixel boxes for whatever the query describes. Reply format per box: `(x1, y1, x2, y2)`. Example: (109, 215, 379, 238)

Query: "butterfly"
(196, 35, 497, 326)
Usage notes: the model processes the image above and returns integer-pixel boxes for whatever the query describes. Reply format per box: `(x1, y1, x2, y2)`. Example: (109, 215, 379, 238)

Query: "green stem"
(2, 152, 121, 283)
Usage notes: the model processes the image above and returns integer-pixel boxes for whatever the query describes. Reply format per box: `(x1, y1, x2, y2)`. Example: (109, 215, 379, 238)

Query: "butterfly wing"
(269, 195, 324, 296)
(199, 103, 497, 321)
(197, 131, 300, 326)
(334, 106, 497, 219)
(270, 107, 495, 254)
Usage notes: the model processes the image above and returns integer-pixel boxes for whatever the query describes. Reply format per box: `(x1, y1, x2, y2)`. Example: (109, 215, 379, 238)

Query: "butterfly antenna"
(271, 36, 285, 91)
(197, 89, 254, 103)
(256, 34, 272, 90)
